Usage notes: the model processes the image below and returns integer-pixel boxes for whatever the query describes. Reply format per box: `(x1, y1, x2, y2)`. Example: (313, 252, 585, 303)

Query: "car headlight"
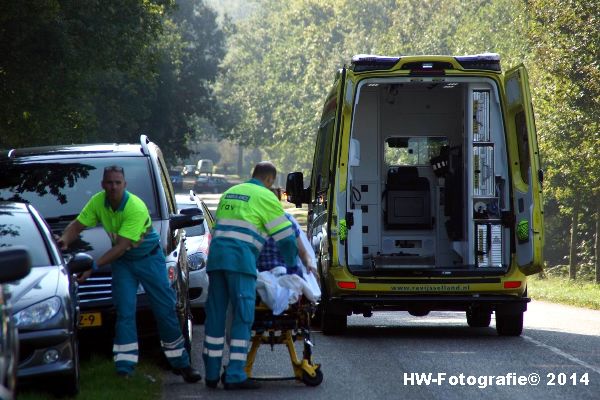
(14, 297, 61, 329)
(188, 252, 206, 271)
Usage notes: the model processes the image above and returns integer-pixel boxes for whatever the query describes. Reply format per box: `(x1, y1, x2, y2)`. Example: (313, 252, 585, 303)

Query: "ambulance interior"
(346, 79, 511, 273)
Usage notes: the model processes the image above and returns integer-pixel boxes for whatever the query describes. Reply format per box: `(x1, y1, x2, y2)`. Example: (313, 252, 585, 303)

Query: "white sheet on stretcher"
(257, 266, 321, 315)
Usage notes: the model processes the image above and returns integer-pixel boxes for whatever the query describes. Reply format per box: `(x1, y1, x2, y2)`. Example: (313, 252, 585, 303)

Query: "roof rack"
(350, 53, 502, 73)
(350, 54, 401, 72)
(454, 53, 501, 71)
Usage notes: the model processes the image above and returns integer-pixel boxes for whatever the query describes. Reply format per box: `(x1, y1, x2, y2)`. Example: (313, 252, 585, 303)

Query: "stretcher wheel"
(301, 367, 323, 386)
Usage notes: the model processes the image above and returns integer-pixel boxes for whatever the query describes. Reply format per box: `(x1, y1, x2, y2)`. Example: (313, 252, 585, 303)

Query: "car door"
(504, 65, 544, 275)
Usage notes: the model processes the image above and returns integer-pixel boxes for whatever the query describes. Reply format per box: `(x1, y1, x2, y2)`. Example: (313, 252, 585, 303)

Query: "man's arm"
(58, 220, 87, 250)
(97, 235, 133, 268)
(297, 236, 317, 275)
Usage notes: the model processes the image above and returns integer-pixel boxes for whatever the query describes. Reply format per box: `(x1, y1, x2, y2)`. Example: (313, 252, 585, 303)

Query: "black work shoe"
(116, 370, 133, 379)
(224, 378, 261, 390)
(205, 379, 219, 389)
(177, 366, 202, 383)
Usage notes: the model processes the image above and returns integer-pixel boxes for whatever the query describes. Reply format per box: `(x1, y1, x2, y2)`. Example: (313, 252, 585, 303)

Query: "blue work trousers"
(111, 250, 190, 374)
(203, 270, 256, 383)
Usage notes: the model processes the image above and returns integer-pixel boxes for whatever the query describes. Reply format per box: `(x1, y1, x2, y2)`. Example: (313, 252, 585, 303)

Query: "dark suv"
(0, 135, 199, 351)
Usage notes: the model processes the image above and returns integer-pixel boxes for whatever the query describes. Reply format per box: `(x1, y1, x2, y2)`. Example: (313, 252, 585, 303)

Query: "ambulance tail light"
(337, 281, 357, 289)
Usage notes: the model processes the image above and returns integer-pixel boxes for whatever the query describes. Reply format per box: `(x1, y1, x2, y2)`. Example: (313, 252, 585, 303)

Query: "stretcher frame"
(244, 298, 323, 386)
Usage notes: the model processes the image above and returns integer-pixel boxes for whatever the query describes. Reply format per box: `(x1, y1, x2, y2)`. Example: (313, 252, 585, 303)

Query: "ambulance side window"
(313, 117, 335, 193)
(515, 111, 530, 185)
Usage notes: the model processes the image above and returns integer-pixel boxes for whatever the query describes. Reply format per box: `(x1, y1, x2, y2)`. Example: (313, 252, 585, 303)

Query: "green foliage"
(0, 0, 227, 165)
(0, 0, 173, 148)
(529, 276, 600, 309)
(526, 0, 600, 272)
(18, 354, 162, 400)
(144, 0, 227, 164)
(216, 0, 532, 174)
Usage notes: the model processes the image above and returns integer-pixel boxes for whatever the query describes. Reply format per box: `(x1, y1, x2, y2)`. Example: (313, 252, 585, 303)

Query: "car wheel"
(5, 325, 18, 396)
(320, 283, 346, 336)
(495, 311, 524, 336)
(191, 308, 206, 324)
(466, 309, 492, 327)
(175, 268, 193, 360)
(53, 330, 80, 397)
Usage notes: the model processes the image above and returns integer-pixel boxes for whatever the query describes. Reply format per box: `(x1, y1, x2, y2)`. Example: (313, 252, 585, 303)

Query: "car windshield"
(0, 157, 158, 219)
(0, 211, 51, 267)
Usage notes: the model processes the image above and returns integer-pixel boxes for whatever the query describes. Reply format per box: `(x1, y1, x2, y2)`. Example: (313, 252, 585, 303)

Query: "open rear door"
(504, 65, 544, 275)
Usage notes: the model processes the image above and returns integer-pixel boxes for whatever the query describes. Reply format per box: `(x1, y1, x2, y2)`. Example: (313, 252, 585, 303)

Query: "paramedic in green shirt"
(203, 161, 298, 390)
(58, 165, 201, 382)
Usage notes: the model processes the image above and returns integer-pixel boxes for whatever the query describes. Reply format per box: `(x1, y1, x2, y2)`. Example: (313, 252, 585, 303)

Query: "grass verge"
(18, 355, 163, 400)
(528, 275, 600, 310)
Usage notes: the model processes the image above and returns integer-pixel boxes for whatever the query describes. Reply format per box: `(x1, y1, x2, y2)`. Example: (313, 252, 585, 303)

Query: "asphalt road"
(161, 300, 600, 400)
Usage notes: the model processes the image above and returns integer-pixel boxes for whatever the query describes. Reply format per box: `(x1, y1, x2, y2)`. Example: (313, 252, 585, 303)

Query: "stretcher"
(244, 297, 323, 386)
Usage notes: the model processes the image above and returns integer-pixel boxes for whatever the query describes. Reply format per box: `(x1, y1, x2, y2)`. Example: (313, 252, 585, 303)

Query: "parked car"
(0, 135, 199, 353)
(193, 175, 234, 194)
(182, 164, 198, 177)
(169, 169, 184, 191)
(196, 159, 214, 175)
(0, 247, 32, 400)
(175, 192, 214, 322)
(0, 202, 93, 396)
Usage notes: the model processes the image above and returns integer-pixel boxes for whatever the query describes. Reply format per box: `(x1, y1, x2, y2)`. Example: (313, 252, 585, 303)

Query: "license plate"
(79, 312, 102, 328)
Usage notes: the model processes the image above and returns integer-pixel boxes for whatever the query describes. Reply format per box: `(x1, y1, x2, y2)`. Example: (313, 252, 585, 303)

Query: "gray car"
(0, 247, 31, 400)
(176, 192, 214, 322)
(0, 202, 93, 396)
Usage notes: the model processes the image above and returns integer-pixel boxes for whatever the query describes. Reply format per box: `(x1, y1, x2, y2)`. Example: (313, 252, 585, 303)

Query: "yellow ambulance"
(286, 53, 544, 336)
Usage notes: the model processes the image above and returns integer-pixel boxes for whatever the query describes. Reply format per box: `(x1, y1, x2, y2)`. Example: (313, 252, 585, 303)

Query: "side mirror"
(286, 172, 309, 207)
(67, 253, 94, 275)
(170, 213, 204, 230)
(0, 247, 31, 283)
(180, 207, 202, 216)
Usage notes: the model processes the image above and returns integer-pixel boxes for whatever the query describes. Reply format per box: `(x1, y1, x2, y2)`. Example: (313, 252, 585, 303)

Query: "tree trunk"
(237, 144, 244, 177)
(594, 203, 600, 285)
(569, 199, 580, 280)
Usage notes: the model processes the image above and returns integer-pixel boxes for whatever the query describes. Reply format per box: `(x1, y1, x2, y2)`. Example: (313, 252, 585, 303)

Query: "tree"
(0, 0, 173, 148)
(527, 0, 600, 280)
(0, 0, 227, 165)
(215, 0, 531, 175)
(141, 0, 227, 163)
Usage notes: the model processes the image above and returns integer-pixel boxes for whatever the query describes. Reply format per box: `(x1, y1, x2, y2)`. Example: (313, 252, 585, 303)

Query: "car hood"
(8, 266, 59, 312)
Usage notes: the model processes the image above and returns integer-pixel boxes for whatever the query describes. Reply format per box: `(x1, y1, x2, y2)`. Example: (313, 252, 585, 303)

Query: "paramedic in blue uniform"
(58, 165, 201, 382)
(203, 161, 298, 390)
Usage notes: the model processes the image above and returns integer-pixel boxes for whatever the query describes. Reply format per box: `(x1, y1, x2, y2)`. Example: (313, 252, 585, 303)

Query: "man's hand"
(306, 263, 318, 276)
(77, 269, 93, 283)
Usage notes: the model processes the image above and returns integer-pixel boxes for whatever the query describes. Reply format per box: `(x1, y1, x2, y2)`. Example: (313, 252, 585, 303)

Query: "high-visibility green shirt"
(207, 178, 298, 277)
(77, 190, 158, 259)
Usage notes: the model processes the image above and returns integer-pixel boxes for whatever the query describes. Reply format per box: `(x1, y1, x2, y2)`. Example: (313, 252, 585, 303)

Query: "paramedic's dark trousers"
(111, 250, 190, 374)
(203, 270, 256, 383)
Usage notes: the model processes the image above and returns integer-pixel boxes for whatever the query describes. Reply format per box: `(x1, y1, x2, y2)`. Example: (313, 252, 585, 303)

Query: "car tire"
(191, 308, 206, 324)
(53, 330, 80, 397)
(175, 268, 193, 360)
(495, 311, 524, 336)
(466, 309, 492, 328)
(320, 283, 346, 336)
